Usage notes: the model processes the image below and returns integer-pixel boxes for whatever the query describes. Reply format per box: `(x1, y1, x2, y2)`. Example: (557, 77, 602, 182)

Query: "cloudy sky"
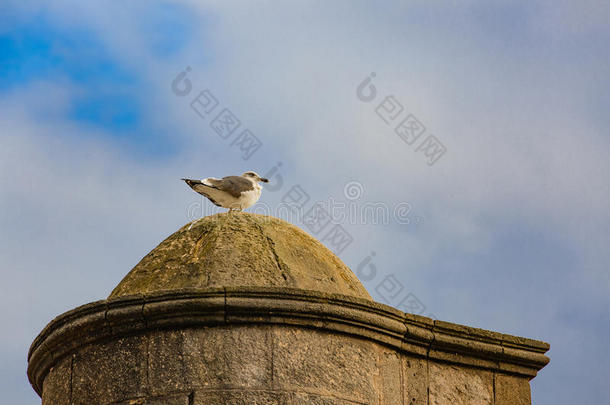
(1, 1, 609, 403)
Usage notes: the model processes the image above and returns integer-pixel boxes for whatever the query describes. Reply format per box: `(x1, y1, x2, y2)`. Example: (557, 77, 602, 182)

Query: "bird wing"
(205, 176, 254, 198)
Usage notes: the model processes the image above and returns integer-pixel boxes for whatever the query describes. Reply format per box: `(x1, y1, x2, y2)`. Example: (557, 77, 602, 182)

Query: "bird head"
(242, 171, 269, 183)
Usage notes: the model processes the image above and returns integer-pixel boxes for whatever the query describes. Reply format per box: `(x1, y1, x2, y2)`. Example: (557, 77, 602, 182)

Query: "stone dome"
(30, 212, 549, 404)
(110, 212, 371, 300)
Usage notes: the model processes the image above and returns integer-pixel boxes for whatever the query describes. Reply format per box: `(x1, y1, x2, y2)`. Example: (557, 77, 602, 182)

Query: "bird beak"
(260, 178, 269, 183)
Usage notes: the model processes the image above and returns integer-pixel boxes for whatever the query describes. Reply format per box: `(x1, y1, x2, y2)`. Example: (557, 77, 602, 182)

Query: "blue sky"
(1, 1, 609, 404)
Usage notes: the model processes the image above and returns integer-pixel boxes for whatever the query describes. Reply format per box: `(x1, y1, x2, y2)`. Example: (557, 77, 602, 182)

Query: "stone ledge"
(28, 287, 549, 396)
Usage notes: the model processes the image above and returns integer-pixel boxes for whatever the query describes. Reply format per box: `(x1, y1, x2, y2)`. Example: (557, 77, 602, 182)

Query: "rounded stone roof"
(109, 213, 371, 300)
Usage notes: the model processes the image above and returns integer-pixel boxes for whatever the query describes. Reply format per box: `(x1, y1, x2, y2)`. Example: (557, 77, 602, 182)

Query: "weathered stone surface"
(147, 326, 274, 394)
(375, 348, 402, 404)
(111, 393, 191, 405)
(292, 392, 365, 404)
(272, 327, 377, 403)
(29, 288, 551, 405)
(72, 336, 148, 404)
(147, 330, 188, 395)
(402, 354, 428, 405)
(182, 326, 272, 389)
(193, 390, 287, 404)
(495, 373, 531, 405)
(110, 213, 370, 300)
(429, 363, 493, 405)
(42, 355, 71, 405)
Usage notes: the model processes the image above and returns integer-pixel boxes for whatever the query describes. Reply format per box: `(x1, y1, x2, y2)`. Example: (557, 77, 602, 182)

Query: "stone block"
(148, 329, 188, 395)
(72, 335, 148, 404)
(110, 393, 191, 405)
(402, 355, 428, 405)
(292, 391, 365, 404)
(42, 355, 71, 405)
(194, 389, 286, 404)
(495, 373, 531, 405)
(181, 326, 272, 389)
(272, 327, 377, 403)
(375, 348, 402, 404)
(429, 362, 493, 405)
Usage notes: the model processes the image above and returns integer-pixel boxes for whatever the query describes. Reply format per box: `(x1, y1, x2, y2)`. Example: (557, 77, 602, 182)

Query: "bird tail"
(182, 178, 203, 188)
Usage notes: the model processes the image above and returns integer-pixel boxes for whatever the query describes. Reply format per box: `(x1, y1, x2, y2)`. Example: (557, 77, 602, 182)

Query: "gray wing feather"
(207, 176, 253, 198)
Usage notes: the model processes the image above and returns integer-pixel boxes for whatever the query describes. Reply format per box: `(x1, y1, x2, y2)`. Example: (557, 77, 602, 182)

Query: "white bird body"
(199, 177, 262, 210)
(182, 171, 268, 212)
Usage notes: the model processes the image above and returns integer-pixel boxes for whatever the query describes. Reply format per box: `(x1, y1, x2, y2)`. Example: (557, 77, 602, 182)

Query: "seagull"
(182, 171, 269, 212)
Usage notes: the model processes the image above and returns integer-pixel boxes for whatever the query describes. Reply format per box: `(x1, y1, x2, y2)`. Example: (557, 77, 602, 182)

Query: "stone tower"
(28, 213, 549, 404)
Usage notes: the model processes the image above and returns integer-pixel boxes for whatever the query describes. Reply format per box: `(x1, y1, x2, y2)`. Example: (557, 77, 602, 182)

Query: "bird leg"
(227, 206, 242, 214)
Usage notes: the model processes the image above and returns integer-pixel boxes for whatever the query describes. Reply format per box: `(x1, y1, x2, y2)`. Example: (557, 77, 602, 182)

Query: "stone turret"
(28, 213, 549, 404)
